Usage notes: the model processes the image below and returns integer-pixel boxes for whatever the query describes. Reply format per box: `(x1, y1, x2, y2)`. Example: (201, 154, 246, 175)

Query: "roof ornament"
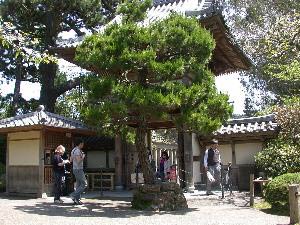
(36, 105, 47, 123)
(37, 105, 45, 112)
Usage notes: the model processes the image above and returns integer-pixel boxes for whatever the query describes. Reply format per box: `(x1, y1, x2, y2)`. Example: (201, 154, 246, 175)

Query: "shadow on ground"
(12, 199, 198, 218)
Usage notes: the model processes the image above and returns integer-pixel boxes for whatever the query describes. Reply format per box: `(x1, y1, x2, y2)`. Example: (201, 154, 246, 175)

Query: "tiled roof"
(145, 0, 216, 25)
(0, 107, 91, 131)
(214, 114, 278, 136)
(57, 0, 222, 48)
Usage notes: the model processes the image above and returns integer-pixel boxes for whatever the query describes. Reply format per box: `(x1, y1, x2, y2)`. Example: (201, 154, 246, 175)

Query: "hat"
(210, 139, 218, 144)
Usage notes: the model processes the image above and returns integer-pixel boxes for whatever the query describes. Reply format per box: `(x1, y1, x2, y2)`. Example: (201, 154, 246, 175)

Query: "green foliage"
(55, 86, 85, 120)
(274, 97, 300, 140)
(255, 139, 300, 177)
(226, 0, 300, 109)
(117, 0, 151, 23)
(265, 173, 300, 209)
(0, 0, 115, 48)
(76, 2, 232, 139)
(76, 1, 232, 184)
(0, 0, 121, 112)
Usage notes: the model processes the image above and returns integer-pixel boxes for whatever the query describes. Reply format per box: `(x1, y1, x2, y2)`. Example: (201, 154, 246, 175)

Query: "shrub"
(265, 173, 300, 209)
(255, 138, 300, 177)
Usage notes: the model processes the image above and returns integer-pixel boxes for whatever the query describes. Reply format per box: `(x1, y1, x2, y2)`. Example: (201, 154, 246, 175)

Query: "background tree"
(55, 72, 87, 120)
(255, 97, 300, 177)
(76, 0, 233, 184)
(0, 19, 39, 116)
(226, 0, 300, 109)
(0, 0, 121, 112)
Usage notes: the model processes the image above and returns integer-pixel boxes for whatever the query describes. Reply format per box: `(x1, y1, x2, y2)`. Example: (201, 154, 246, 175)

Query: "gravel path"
(0, 192, 289, 225)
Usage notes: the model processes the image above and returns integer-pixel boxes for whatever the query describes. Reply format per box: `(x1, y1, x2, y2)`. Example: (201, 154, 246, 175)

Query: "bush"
(265, 173, 300, 209)
(255, 138, 300, 177)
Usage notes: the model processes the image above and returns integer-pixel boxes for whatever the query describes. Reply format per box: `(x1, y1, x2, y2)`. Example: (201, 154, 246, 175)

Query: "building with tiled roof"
(53, 0, 251, 77)
(0, 105, 91, 133)
(0, 106, 118, 197)
(211, 114, 278, 140)
(151, 114, 279, 190)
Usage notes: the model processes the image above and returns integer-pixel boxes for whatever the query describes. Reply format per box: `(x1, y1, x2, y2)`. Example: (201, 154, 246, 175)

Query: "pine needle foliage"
(76, 0, 233, 183)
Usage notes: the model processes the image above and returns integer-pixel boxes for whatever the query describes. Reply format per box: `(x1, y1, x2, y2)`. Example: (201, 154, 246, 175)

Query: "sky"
(0, 70, 246, 115)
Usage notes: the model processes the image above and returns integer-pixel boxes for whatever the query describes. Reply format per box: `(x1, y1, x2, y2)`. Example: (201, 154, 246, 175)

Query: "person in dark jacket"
(203, 139, 221, 195)
(158, 151, 171, 181)
(53, 145, 69, 203)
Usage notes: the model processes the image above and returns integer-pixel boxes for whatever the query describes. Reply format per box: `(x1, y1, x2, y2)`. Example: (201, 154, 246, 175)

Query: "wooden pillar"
(5, 134, 9, 195)
(114, 135, 123, 190)
(177, 131, 185, 188)
(184, 132, 194, 192)
(289, 184, 300, 224)
(250, 173, 254, 206)
(231, 141, 236, 166)
(39, 129, 45, 198)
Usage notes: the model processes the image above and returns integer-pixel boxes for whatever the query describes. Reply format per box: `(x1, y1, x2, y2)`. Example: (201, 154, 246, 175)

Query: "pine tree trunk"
(39, 62, 57, 112)
(177, 131, 185, 188)
(9, 57, 22, 116)
(135, 121, 155, 184)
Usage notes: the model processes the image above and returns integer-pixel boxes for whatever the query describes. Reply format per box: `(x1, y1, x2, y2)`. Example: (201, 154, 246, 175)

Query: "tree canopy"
(0, 0, 120, 113)
(76, 0, 233, 183)
(226, 0, 300, 110)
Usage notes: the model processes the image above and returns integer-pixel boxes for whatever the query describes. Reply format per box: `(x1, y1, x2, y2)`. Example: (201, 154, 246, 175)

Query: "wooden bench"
(249, 174, 271, 206)
(86, 172, 115, 191)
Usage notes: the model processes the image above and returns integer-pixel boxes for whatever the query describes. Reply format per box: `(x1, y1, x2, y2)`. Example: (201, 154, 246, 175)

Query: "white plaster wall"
(8, 131, 40, 140)
(218, 144, 232, 165)
(192, 133, 200, 156)
(235, 142, 263, 164)
(193, 161, 201, 183)
(9, 139, 40, 165)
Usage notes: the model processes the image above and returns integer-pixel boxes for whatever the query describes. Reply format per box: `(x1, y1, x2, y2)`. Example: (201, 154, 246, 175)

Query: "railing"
(44, 166, 54, 184)
(86, 171, 115, 191)
(249, 174, 271, 206)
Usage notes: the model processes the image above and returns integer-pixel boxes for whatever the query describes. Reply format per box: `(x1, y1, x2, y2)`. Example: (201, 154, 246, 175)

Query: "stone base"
(131, 182, 188, 211)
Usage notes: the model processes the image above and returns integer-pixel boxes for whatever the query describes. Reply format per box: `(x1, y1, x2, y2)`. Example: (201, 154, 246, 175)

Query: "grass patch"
(254, 199, 289, 216)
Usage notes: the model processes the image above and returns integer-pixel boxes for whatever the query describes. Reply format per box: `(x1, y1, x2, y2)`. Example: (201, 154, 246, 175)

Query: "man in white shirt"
(69, 138, 87, 205)
(203, 139, 221, 195)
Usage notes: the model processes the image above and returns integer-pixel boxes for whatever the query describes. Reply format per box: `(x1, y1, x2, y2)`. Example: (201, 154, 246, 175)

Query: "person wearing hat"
(203, 139, 221, 195)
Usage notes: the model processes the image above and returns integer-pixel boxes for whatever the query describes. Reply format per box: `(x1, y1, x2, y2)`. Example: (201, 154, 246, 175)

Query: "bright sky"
(215, 73, 246, 115)
(0, 71, 246, 115)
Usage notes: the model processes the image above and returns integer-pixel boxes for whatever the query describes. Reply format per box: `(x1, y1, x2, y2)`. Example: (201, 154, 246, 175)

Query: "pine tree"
(0, 0, 120, 112)
(76, 0, 233, 183)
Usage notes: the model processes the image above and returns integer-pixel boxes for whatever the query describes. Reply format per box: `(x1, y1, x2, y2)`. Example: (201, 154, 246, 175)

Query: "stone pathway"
(0, 191, 289, 225)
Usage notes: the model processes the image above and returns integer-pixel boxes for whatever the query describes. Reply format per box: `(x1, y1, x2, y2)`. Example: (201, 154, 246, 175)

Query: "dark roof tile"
(0, 109, 91, 131)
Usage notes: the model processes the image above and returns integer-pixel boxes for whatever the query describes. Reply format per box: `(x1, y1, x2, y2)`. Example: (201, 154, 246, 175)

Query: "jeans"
(206, 164, 221, 192)
(71, 169, 87, 200)
(54, 171, 64, 200)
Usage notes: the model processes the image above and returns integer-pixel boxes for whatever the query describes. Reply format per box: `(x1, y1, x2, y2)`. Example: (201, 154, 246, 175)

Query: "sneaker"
(70, 195, 76, 203)
(74, 199, 83, 205)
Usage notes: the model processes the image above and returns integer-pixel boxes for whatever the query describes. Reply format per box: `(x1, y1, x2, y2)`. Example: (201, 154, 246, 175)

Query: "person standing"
(52, 145, 69, 203)
(204, 139, 221, 195)
(158, 151, 171, 181)
(70, 138, 87, 205)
